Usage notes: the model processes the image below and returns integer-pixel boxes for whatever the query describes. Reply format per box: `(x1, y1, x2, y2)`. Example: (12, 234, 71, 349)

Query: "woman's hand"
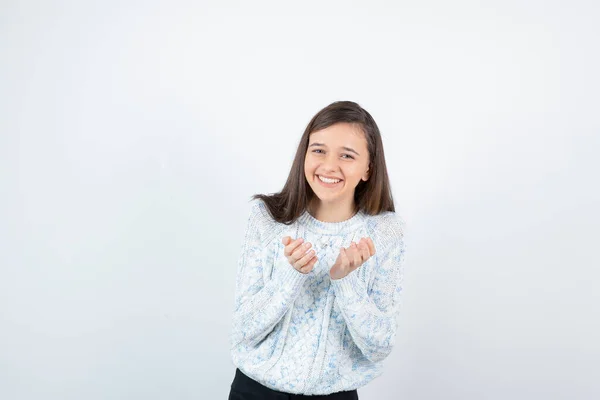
(282, 236, 318, 274)
(329, 237, 376, 280)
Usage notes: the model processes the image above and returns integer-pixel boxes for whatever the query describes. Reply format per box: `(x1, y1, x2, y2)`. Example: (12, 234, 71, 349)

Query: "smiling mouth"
(316, 175, 343, 186)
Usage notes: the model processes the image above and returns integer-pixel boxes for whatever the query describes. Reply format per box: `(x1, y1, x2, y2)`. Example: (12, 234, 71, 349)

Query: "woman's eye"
(312, 149, 353, 159)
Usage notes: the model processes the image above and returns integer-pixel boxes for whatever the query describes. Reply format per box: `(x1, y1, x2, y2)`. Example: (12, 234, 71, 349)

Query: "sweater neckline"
(297, 209, 365, 235)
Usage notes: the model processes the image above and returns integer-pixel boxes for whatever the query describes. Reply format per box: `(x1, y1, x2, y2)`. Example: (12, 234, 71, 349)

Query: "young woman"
(228, 101, 406, 400)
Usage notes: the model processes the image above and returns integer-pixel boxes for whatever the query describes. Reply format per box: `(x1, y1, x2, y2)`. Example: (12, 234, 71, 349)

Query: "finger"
(357, 238, 367, 257)
(352, 246, 362, 269)
(359, 240, 371, 260)
(300, 254, 318, 273)
(349, 242, 361, 267)
(284, 238, 304, 257)
(282, 236, 291, 245)
(296, 249, 316, 269)
(291, 241, 312, 261)
(346, 243, 360, 268)
(366, 237, 376, 255)
(358, 238, 370, 255)
(339, 247, 350, 267)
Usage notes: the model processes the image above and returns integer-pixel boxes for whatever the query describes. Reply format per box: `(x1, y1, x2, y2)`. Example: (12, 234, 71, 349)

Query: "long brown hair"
(251, 100, 395, 224)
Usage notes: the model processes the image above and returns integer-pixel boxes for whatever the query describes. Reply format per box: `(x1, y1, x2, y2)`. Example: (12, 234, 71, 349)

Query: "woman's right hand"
(281, 236, 318, 274)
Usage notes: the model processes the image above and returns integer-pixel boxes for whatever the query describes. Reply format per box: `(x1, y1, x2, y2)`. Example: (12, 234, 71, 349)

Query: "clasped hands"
(281, 236, 376, 280)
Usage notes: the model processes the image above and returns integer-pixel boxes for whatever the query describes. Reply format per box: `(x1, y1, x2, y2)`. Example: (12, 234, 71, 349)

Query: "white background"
(1, 0, 599, 399)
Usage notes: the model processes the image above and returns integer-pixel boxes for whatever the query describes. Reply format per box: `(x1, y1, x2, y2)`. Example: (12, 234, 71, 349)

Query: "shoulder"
(363, 211, 406, 251)
(248, 198, 269, 219)
(245, 198, 273, 229)
(364, 210, 405, 237)
(244, 198, 284, 243)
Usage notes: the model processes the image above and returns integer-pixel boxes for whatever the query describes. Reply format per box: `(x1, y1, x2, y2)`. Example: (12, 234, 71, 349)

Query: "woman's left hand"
(329, 237, 376, 280)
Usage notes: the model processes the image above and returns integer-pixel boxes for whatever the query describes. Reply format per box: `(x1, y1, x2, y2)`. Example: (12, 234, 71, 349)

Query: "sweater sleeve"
(330, 213, 406, 363)
(230, 200, 309, 349)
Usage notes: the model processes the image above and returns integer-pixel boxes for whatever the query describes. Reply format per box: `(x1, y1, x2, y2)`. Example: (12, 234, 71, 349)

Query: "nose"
(321, 153, 341, 173)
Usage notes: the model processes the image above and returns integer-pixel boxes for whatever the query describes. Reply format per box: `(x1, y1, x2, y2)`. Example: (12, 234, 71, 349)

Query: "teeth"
(318, 175, 340, 184)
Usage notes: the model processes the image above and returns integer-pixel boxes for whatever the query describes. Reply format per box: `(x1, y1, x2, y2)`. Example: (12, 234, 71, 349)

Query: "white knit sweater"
(229, 199, 406, 395)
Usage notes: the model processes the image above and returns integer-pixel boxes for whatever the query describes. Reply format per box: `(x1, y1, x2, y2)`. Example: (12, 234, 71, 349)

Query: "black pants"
(228, 368, 359, 400)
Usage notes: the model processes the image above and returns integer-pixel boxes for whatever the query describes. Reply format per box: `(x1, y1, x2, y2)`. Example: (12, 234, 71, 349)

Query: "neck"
(308, 197, 357, 223)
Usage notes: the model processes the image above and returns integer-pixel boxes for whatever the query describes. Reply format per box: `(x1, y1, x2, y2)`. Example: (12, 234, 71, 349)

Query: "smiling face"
(304, 122, 370, 214)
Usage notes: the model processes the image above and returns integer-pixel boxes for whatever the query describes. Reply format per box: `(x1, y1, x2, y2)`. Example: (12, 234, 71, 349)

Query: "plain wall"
(1, 0, 599, 399)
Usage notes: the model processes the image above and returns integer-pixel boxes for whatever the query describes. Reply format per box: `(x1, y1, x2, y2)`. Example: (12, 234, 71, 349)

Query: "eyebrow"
(308, 142, 360, 156)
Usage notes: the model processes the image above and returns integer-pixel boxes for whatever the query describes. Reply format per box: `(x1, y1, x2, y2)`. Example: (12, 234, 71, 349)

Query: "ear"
(362, 167, 370, 182)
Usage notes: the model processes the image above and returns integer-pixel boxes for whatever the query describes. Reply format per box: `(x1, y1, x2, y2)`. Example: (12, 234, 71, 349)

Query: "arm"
(330, 213, 406, 363)
(230, 200, 309, 349)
